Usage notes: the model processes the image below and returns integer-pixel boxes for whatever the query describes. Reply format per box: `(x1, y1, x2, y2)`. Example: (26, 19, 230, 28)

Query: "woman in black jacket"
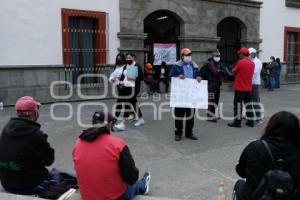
(234, 111, 300, 200)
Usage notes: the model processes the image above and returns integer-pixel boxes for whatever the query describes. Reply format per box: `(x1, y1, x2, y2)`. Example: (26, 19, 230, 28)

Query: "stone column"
(179, 36, 221, 67)
(117, 32, 148, 65)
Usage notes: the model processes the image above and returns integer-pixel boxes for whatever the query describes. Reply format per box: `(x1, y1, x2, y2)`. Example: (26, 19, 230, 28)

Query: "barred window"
(284, 27, 300, 69)
(62, 9, 107, 84)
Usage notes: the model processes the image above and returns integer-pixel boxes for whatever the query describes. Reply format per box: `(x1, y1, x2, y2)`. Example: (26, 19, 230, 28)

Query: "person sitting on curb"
(0, 96, 77, 199)
(144, 63, 159, 95)
(73, 110, 151, 200)
(233, 111, 300, 200)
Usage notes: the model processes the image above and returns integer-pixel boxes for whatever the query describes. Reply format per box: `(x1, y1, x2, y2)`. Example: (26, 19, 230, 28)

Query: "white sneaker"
(57, 188, 76, 200)
(142, 172, 151, 195)
(134, 118, 145, 127)
(114, 121, 126, 131)
(128, 114, 135, 121)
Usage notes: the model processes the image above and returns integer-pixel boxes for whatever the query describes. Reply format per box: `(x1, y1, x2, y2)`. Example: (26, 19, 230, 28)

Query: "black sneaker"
(228, 122, 241, 128)
(246, 122, 255, 127)
(185, 134, 198, 140)
(175, 135, 182, 141)
(207, 119, 217, 123)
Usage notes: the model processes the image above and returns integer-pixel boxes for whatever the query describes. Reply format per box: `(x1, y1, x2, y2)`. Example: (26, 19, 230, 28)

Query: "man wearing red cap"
(0, 96, 77, 198)
(169, 48, 201, 141)
(228, 48, 255, 128)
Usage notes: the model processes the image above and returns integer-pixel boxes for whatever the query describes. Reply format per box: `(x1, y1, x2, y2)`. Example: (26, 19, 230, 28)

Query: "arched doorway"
(144, 10, 181, 66)
(217, 17, 246, 66)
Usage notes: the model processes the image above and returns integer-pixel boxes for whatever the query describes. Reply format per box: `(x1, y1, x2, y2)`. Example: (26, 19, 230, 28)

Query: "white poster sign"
(170, 78, 208, 109)
(153, 43, 177, 65)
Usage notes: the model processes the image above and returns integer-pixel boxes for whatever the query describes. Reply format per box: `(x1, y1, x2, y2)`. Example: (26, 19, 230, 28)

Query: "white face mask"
(213, 57, 221, 62)
(183, 56, 192, 63)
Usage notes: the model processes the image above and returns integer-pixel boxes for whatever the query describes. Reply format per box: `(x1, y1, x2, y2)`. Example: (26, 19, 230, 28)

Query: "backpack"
(200, 62, 209, 80)
(253, 140, 296, 200)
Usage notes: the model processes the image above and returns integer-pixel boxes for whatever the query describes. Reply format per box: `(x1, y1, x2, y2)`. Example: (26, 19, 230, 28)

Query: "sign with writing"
(153, 43, 177, 65)
(170, 78, 208, 109)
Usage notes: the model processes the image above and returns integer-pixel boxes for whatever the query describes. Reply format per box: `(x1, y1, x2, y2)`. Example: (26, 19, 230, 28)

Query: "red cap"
(15, 96, 41, 112)
(237, 48, 250, 56)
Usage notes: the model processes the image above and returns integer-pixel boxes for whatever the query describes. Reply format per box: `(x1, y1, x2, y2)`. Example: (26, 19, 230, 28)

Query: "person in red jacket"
(73, 110, 151, 200)
(228, 48, 255, 128)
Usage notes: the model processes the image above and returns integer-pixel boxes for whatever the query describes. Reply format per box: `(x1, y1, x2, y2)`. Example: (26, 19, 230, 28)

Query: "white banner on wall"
(170, 78, 208, 109)
(153, 43, 177, 65)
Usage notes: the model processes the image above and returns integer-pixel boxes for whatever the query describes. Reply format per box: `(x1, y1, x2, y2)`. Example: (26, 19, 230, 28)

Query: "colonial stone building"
(118, 0, 262, 66)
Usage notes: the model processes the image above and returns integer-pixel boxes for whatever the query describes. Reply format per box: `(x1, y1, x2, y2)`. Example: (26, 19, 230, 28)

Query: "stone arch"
(143, 9, 183, 64)
(217, 17, 247, 65)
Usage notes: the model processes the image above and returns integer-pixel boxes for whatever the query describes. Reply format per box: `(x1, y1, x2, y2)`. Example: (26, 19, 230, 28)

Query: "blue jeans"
(119, 179, 146, 200)
(275, 72, 280, 88)
(267, 75, 275, 91)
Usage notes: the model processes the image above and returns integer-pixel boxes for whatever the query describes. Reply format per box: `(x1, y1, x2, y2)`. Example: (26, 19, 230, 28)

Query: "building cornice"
(200, 0, 263, 8)
(117, 32, 148, 40)
(179, 36, 220, 42)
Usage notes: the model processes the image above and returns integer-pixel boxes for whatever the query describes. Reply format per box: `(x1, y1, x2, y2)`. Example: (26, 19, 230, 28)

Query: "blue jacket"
(169, 60, 200, 80)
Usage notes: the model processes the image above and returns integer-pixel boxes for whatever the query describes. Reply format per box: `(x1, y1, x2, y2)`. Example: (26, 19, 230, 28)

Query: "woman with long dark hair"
(234, 111, 300, 200)
(109, 53, 133, 131)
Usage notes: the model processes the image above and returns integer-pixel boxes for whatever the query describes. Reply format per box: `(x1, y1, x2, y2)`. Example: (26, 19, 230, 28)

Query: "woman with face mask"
(113, 53, 145, 130)
(200, 49, 227, 122)
(109, 53, 132, 131)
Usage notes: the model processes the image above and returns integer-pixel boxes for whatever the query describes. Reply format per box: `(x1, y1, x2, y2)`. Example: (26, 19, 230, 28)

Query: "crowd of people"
(0, 47, 299, 200)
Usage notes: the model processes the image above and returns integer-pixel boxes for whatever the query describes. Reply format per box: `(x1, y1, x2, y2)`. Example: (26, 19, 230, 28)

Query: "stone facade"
(119, 0, 262, 66)
(0, 65, 114, 106)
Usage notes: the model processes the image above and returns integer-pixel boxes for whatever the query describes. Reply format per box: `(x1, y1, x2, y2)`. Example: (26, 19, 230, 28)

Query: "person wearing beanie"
(200, 49, 227, 122)
(73, 110, 151, 200)
(228, 48, 255, 128)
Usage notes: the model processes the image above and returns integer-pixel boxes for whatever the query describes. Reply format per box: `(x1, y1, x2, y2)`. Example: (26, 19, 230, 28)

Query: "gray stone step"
(0, 192, 181, 200)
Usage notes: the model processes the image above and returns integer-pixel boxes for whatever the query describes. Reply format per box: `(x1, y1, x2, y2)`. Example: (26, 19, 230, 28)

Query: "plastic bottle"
(217, 181, 228, 200)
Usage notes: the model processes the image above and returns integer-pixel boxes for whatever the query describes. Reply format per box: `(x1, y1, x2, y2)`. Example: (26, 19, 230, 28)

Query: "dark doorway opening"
(144, 10, 181, 65)
(217, 17, 246, 66)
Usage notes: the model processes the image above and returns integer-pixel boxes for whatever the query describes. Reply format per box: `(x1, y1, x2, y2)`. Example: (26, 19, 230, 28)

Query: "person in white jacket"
(249, 48, 263, 124)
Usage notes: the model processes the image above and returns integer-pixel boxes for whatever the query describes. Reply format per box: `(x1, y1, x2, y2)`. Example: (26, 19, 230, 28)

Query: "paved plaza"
(1, 84, 300, 200)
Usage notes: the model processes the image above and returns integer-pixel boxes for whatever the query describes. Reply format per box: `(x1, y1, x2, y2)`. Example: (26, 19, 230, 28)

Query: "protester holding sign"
(169, 48, 202, 142)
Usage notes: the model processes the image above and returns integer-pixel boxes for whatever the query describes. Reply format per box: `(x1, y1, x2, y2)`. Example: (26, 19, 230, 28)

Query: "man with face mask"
(0, 96, 77, 198)
(248, 48, 263, 124)
(228, 48, 255, 128)
(200, 49, 227, 122)
(169, 48, 201, 141)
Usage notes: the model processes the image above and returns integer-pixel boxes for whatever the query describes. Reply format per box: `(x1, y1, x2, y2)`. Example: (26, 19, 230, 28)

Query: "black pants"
(233, 90, 254, 125)
(130, 96, 143, 118)
(174, 108, 195, 137)
(115, 87, 135, 119)
(158, 78, 169, 93)
(207, 84, 221, 119)
(144, 79, 159, 93)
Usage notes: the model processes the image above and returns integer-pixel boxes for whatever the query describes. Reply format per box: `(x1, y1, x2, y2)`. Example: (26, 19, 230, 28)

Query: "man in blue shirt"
(169, 48, 202, 141)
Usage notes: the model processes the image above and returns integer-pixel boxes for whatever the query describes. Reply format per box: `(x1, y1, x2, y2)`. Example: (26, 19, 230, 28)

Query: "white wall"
(260, 0, 300, 62)
(0, 0, 120, 65)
